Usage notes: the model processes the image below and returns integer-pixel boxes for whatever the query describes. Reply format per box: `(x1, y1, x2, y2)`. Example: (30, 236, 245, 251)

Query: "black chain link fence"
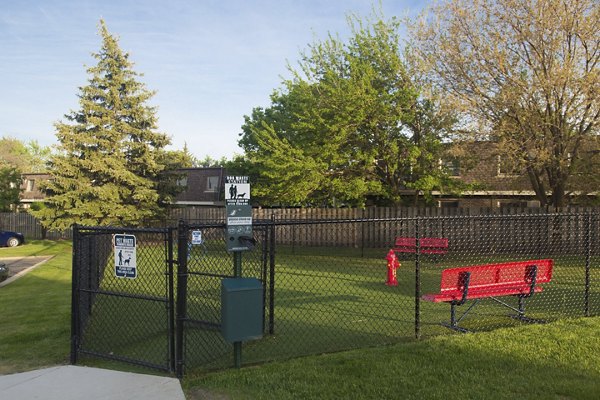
(72, 212, 599, 375)
(71, 225, 175, 372)
(175, 221, 272, 373)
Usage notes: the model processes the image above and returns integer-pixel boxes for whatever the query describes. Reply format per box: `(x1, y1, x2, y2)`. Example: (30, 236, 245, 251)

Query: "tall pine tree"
(33, 20, 170, 229)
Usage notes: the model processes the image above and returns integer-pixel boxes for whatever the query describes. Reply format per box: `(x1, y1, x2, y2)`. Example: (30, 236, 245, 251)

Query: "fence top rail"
(268, 211, 598, 225)
(417, 212, 599, 221)
(75, 225, 173, 234)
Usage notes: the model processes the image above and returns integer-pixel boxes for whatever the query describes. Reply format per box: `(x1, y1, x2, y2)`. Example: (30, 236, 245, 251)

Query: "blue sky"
(0, 0, 425, 159)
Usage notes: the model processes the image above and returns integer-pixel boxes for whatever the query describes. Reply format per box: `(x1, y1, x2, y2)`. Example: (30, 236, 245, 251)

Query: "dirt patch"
(0, 256, 54, 287)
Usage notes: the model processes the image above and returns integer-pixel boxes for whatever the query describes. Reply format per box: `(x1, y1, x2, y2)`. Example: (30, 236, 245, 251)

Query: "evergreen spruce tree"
(33, 20, 170, 230)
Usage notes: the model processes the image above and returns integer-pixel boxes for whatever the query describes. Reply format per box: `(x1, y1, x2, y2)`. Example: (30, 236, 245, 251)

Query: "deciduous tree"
(241, 13, 457, 206)
(0, 166, 22, 212)
(411, 0, 600, 207)
(0, 137, 51, 173)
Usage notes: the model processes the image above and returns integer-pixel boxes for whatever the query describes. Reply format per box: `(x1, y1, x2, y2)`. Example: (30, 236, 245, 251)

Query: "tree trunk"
(526, 165, 548, 206)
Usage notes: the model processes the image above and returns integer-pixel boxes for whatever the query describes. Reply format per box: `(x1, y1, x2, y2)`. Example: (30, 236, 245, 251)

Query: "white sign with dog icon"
(114, 234, 137, 279)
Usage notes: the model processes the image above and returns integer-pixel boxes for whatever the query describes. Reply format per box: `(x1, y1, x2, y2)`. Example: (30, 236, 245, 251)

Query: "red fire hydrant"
(385, 249, 400, 286)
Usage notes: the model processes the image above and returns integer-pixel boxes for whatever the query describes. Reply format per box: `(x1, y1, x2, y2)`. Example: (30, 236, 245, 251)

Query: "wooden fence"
(0, 212, 71, 240)
(168, 206, 600, 254)
(2, 206, 598, 250)
(168, 205, 600, 222)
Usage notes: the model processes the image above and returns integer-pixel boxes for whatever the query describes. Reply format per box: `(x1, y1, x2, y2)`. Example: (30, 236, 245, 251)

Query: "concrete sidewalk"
(0, 365, 186, 400)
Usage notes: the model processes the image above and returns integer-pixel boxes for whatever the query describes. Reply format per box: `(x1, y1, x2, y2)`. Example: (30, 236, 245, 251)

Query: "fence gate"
(176, 220, 274, 375)
(71, 225, 176, 372)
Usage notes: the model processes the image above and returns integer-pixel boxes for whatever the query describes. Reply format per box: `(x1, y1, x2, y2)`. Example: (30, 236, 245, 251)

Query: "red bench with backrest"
(393, 237, 448, 255)
(422, 259, 553, 332)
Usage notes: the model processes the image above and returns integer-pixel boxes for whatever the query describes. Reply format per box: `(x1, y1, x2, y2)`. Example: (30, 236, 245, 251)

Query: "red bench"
(393, 237, 448, 256)
(422, 259, 553, 332)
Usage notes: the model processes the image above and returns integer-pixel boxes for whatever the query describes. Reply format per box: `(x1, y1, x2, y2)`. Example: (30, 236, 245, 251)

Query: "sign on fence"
(225, 176, 253, 251)
(191, 230, 203, 245)
(114, 234, 137, 279)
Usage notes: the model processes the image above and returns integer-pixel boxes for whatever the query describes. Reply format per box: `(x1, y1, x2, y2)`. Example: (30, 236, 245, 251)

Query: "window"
(498, 200, 528, 208)
(442, 159, 460, 176)
(205, 176, 220, 192)
(177, 176, 188, 188)
(439, 200, 459, 208)
(26, 179, 35, 192)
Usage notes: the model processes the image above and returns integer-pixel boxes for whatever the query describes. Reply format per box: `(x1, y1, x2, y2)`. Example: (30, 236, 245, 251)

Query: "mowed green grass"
(179, 246, 600, 372)
(74, 241, 600, 372)
(2, 240, 600, 400)
(0, 240, 73, 374)
(184, 316, 600, 400)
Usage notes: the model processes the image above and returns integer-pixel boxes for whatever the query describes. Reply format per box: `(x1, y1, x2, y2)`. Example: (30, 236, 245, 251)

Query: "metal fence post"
(176, 220, 188, 378)
(233, 251, 242, 368)
(167, 227, 176, 373)
(585, 213, 592, 317)
(269, 215, 276, 335)
(415, 216, 421, 339)
(70, 224, 80, 365)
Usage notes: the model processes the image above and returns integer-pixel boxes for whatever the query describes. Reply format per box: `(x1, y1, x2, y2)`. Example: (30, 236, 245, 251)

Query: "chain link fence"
(176, 221, 272, 372)
(71, 225, 175, 372)
(239, 212, 599, 368)
(72, 212, 599, 375)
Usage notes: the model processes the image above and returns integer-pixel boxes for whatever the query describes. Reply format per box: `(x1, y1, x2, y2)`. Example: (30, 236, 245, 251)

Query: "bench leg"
(489, 296, 547, 324)
(442, 300, 480, 333)
(509, 296, 546, 324)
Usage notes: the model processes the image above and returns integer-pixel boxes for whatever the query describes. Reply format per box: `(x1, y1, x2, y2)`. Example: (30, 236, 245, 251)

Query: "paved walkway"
(0, 256, 53, 287)
(0, 366, 186, 400)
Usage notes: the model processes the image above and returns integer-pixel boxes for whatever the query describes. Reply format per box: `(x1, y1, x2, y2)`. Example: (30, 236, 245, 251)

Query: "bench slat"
(393, 237, 448, 254)
(423, 286, 544, 303)
(423, 259, 553, 303)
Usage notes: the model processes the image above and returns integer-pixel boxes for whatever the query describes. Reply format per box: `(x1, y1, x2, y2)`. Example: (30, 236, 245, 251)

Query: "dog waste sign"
(114, 234, 137, 279)
(225, 176, 253, 251)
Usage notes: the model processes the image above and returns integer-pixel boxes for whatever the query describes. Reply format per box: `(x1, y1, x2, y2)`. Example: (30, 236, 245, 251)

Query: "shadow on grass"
(185, 318, 600, 400)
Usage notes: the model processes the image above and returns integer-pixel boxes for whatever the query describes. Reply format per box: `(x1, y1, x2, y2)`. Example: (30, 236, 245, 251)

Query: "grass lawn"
(0, 240, 73, 374)
(184, 317, 600, 400)
(2, 239, 600, 399)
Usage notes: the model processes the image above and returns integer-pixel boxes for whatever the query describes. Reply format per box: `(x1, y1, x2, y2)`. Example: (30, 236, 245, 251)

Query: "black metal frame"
(174, 220, 275, 377)
(71, 224, 176, 373)
(70, 211, 598, 376)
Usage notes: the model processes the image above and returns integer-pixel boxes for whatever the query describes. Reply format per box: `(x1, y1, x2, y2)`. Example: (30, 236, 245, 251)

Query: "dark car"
(0, 262, 7, 282)
(0, 231, 25, 247)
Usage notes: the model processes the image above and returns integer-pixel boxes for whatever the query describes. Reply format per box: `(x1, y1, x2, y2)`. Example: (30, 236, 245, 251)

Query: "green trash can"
(221, 278, 264, 343)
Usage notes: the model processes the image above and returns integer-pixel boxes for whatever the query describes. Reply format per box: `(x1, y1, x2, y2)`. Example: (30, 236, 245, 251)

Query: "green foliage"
(0, 166, 22, 212)
(0, 137, 51, 173)
(196, 155, 229, 167)
(32, 20, 171, 230)
(240, 12, 457, 206)
(412, 0, 600, 207)
(156, 146, 197, 206)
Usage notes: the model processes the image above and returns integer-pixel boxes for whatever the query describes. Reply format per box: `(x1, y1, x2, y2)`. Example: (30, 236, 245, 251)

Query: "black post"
(584, 213, 592, 317)
(360, 209, 365, 258)
(176, 220, 188, 378)
(70, 224, 80, 365)
(261, 226, 268, 334)
(167, 227, 176, 373)
(269, 215, 276, 335)
(415, 217, 421, 339)
(233, 251, 242, 368)
(87, 234, 94, 318)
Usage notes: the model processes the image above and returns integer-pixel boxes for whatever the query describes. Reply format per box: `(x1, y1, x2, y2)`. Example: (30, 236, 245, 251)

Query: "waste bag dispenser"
(221, 277, 264, 343)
